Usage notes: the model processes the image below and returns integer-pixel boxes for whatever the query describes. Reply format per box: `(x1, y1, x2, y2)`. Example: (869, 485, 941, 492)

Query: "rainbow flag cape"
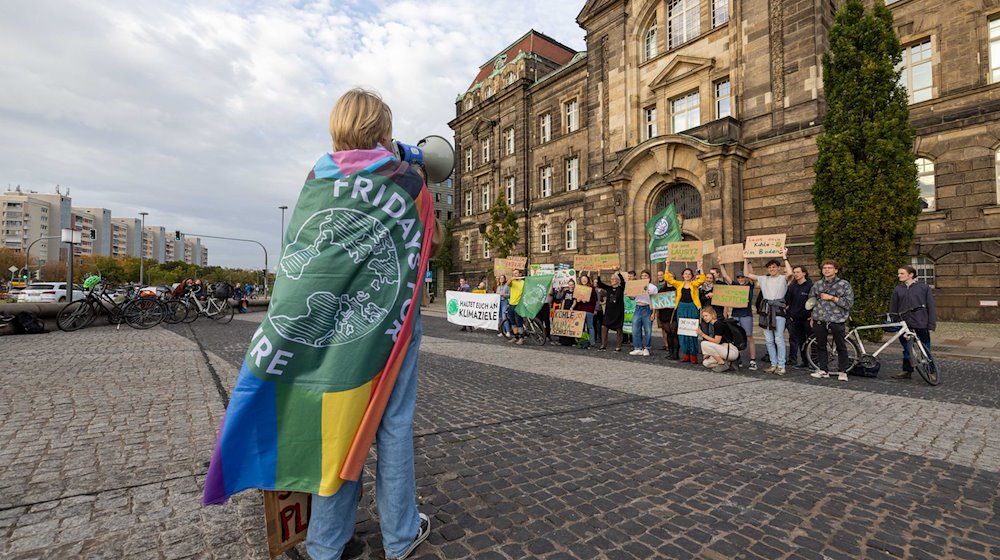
(203, 146, 434, 504)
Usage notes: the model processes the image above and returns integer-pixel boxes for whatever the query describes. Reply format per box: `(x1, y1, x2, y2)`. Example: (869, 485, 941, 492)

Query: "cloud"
(0, 0, 586, 268)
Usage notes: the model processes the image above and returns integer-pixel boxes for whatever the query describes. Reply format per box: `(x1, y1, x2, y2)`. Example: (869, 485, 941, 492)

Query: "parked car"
(17, 282, 86, 303)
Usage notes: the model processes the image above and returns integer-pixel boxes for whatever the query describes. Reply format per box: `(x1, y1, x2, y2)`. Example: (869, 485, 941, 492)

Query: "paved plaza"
(1, 311, 999, 559)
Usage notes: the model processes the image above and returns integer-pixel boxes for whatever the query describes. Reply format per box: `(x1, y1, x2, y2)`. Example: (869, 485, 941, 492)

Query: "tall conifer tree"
(813, 0, 920, 329)
(484, 195, 519, 259)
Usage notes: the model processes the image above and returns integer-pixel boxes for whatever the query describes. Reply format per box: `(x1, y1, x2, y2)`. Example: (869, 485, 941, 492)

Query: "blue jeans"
(632, 305, 652, 350)
(499, 298, 510, 333)
(763, 315, 787, 368)
(901, 327, 932, 372)
(582, 312, 596, 347)
(306, 314, 423, 560)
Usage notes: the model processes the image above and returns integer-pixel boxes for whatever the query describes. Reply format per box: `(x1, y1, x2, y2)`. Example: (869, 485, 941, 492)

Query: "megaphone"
(392, 135, 455, 183)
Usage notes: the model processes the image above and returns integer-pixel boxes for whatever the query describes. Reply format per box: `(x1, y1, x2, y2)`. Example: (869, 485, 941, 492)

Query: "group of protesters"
(474, 251, 935, 381)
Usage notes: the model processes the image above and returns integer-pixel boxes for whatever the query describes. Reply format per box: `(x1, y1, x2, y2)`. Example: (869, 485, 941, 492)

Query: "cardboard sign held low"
(573, 284, 593, 302)
(552, 310, 587, 337)
(624, 280, 648, 298)
(743, 234, 786, 258)
(710, 284, 750, 308)
(667, 241, 702, 262)
(263, 490, 311, 559)
(715, 243, 744, 264)
(650, 291, 677, 310)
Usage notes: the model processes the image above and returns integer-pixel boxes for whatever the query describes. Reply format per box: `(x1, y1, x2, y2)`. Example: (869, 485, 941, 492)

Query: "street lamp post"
(138, 212, 148, 286)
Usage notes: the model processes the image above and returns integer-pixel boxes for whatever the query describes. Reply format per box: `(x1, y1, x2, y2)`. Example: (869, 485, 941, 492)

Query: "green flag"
(647, 203, 682, 263)
(515, 274, 553, 318)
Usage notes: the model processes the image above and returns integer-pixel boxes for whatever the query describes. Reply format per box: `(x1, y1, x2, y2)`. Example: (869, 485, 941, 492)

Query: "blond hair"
(329, 88, 392, 151)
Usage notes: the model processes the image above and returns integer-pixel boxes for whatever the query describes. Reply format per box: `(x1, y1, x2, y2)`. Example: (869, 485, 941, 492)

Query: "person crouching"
(696, 307, 740, 372)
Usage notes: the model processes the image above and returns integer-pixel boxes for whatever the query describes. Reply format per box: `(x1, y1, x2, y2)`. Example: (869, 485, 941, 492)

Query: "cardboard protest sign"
(677, 317, 699, 337)
(743, 234, 786, 258)
(715, 243, 745, 264)
(263, 491, 310, 559)
(529, 263, 555, 276)
(702, 239, 716, 255)
(494, 256, 527, 279)
(711, 284, 750, 308)
(573, 254, 620, 271)
(667, 241, 703, 262)
(552, 268, 577, 289)
(552, 310, 587, 337)
(624, 280, 648, 298)
(573, 284, 593, 302)
(446, 291, 502, 330)
(650, 291, 677, 309)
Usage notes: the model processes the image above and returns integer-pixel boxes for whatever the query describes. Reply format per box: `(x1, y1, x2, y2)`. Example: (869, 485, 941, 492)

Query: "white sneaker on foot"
(837, 372, 848, 381)
(810, 371, 829, 379)
(629, 349, 642, 356)
(641, 348, 650, 356)
(389, 512, 431, 560)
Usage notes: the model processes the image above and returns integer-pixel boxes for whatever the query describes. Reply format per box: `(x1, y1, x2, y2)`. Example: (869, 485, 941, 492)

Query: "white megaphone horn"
(392, 135, 455, 183)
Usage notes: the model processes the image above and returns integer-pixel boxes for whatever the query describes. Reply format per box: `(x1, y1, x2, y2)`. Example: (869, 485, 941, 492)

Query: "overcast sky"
(0, 0, 586, 269)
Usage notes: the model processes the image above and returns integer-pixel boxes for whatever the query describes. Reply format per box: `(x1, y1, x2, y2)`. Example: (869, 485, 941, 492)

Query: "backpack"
(213, 283, 233, 299)
(13, 311, 47, 335)
(721, 318, 747, 351)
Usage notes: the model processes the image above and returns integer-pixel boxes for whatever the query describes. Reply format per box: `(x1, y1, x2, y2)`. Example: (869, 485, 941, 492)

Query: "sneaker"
(712, 363, 731, 373)
(629, 349, 642, 356)
(764, 365, 777, 374)
(748, 360, 758, 371)
(390, 512, 431, 560)
(774, 367, 785, 376)
(497, 332, 505, 337)
(515, 337, 524, 345)
(810, 370, 829, 379)
(507, 335, 517, 343)
(837, 372, 848, 381)
(641, 348, 650, 356)
(892, 371, 912, 380)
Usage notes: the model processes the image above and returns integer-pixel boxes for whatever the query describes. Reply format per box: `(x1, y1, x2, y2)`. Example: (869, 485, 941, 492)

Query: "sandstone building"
(448, 0, 1000, 321)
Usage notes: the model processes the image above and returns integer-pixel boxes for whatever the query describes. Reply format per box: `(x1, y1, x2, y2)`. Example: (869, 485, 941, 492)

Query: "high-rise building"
(75, 207, 112, 256)
(110, 217, 141, 258)
(143, 226, 166, 263)
(1, 187, 71, 265)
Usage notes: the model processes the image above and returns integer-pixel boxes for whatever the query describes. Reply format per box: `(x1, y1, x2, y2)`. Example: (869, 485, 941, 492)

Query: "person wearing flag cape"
(202, 88, 437, 560)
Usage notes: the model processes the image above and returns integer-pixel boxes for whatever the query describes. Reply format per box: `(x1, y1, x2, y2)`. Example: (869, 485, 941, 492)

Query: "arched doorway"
(653, 182, 702, 219)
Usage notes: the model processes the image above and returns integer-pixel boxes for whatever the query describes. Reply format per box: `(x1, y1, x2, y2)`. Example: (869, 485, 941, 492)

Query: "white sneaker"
(641, 348, 650, 356)
(629, 349, 642, 356)
(497, 332, 505, 337)
(837, 372, 848, 381)
(810, 371, 829, 379)
(390, 512, 431, 560)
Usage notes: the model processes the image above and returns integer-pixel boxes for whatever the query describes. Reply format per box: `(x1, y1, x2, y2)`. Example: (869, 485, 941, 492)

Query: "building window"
(898, 40, 933, 103)
(712, 0, 728, 27)
(465, 98, 473, 111)
(910, 256, 935, 288)
(506, 176, 516, 206)
(465, 149, 473, 171)
(991, 18, 1000, 83)
(668, 0, 700, 49)
(481, 138, 491, 164)
(916, 157, 935, 212)
(715, 79, 731, 119)
(644, 106, 658, 139)
(671, 91, 700, 133)
(505, 127, 515, 155)
(540, 113, 552, 143)
(565, 220, 577, 250)
(485, 85, 494, 98)
(565, 100, 579, 133)
(539, 224, 550, 252)
(566, 157, 579, 191)
(540, 166, 552, 197)
(447, 194, 453, 204)
(644, 23, 658, 61)
(435, 193, 440, 202)
(481, 185, 490, 211)
(483, 238, 490, 259)
(463, 236, 471, 261)
(465, 193, 473, 216)
(506, 72, 516, 86)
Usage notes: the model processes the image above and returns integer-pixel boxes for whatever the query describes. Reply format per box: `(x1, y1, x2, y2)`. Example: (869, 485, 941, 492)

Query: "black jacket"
(890, 281, 936, 330)
(786, 278, 813, 319)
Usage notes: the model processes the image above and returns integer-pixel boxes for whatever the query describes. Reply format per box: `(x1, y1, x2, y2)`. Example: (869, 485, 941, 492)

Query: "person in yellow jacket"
(664, 259, 706, 363)
(506, 270, 526, 345)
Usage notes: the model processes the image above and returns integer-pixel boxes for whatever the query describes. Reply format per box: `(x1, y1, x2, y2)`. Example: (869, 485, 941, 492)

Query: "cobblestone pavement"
(2, 313, 999, 559)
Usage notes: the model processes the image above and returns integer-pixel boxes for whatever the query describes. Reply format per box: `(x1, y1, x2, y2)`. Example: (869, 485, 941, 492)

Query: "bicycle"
(805, 306, 939, 385)
(57, 279, 164, 331)
(178, 287, 234, 324)
(500, 312, 547, 345)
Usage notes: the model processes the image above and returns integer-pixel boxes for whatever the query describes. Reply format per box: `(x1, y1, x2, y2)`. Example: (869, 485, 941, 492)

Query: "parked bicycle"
(177, 284, 235, 324)
(804, 306, 939, 385)
(57, 276, 165, 331)
(499, 312, 547, 346)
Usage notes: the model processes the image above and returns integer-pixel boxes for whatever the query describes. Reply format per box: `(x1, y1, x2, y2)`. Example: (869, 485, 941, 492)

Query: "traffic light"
(175, 230, 181, 240)
(33, 270, 41, 280)
(89, 229, 96, 240)
(21, 273, 27, 280)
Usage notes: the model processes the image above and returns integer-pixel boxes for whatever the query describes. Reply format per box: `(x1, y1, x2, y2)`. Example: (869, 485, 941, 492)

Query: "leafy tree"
(0, 248, 34, 280)
(812, 0, 919, 333)
(483, 195, 519, 259)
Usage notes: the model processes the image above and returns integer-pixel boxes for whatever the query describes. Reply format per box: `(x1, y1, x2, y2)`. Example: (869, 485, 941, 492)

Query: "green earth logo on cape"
(447, 299, 459, 315)
(653, 217, 673, 239)
(269, 208, 401, 348)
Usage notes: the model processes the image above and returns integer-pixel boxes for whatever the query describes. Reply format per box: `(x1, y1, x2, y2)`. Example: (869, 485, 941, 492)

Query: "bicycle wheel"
(57, 301, 95, 332)
(526, 319, 547, 345)
(124, 298, 164, 329)
(162, 299, 188, 324)
(182, 300, 200, 323)
(910, 336, 939, 386)
(209, 300, 235, 324)
(805, 335, 860, 372)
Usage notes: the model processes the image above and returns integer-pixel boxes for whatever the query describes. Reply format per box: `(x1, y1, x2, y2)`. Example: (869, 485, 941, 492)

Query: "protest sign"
(650, 291, 677, 310)
(743, 234, 787, 258)
(711, 284, 750, 308)
(678, 317, 699, 337)
(667, 241, 703, 262)
(647, 203, 682, 263)
(573, 284, 593, 302)
(494, 256, 527, 279)
(551, 310, 587, 337)
(529, 263, 555, 276)
(263, 491, 310, 559)
(715, 243, 745, 264)
(573, 254, 620, 271)
(446, 291, 501, 330)
(702, 239, 716, 255)
(624, 280, 648, 298)
(553, 268, 577, 289)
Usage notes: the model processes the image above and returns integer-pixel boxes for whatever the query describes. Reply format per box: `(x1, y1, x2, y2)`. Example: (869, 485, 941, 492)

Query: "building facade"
(450, 1, 1000, 321)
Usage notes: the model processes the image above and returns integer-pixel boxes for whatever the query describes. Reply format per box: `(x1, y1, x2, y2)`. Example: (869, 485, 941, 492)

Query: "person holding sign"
(495, 275, 511, 338)
(596, 269, 626, 351)
(695, 307, 741, 372)
(663, 261, 707, 363)
(628, 270, 658, 356)
(719, 264, 758, 370)
(506, 270, 526, 345)
(570, 274, 599, 348)
(743, 248, 794, 375)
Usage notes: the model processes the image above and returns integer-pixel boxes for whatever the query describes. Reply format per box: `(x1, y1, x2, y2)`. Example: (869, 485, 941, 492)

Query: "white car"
(17, 282, 86, 303)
